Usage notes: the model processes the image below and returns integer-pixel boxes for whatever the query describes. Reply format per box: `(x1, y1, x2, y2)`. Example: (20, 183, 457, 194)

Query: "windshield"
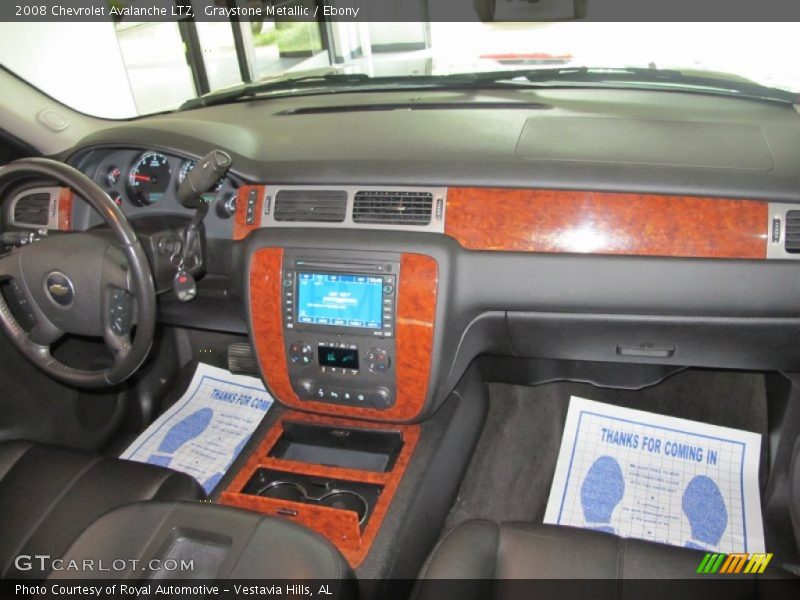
(0, 21, 798, 119)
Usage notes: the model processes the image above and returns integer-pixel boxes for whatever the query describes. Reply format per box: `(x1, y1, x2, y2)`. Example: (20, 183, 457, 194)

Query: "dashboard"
(5, 86, 800, 422)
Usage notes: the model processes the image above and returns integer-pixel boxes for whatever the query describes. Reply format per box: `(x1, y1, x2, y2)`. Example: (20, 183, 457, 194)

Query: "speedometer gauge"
(127, 152, 172, 206)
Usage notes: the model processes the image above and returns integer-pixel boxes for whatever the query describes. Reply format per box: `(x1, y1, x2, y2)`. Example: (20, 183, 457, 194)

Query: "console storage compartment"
(268, 421, 404, 472)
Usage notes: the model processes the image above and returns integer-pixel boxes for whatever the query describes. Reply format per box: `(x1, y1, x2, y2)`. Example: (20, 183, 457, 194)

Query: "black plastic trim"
(240, 228, 800, 420)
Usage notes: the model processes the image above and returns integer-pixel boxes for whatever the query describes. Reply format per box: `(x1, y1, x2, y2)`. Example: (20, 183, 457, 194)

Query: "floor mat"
(444, 369, 768, 531)
(543, 395, 764, 553)
(121, 363, 274, 494)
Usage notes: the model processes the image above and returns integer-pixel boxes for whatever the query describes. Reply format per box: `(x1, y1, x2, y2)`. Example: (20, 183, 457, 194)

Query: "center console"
(220, 411, 420, 567)
(224, 243, 438, 567)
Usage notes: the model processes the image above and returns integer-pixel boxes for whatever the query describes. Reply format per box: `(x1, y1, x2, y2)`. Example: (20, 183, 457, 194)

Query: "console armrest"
(50, 501, 355, 588)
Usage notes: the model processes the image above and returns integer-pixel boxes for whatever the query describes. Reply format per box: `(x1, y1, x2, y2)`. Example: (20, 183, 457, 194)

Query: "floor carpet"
(445, 369, 768, 531)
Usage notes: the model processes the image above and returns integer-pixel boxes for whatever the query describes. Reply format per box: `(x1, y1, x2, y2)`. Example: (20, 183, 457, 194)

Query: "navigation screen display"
(296, 272, 383, 329)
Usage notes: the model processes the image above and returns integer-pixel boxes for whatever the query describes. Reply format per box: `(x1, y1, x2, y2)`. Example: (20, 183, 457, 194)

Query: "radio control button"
(366, 348, 390, 373)
(289, 341, 313, 365)
(370, 388, 392, 409)
(294, 379, 314, 400)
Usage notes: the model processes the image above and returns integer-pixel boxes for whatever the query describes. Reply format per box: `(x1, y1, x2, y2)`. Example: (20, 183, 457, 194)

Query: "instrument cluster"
(94, 149, 238, 218)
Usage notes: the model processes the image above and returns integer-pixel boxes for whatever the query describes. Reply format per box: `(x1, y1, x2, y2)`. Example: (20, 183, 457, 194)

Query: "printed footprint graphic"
(580, 455, 625, 534)
(201, 435, 250, 493)
(147, 407, 214, 468)
(682, 475, 728, 549)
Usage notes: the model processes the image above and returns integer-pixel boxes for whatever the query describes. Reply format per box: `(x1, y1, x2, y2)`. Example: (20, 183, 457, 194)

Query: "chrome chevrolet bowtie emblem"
(45, 272, 74, 307)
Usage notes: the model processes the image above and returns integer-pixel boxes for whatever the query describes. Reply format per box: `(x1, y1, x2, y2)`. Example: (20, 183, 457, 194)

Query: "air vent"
(353, 191, 433, 226)
(13, 192, 51, 226)
(786, 210, 800, 253)
(273, 190, 347, 223)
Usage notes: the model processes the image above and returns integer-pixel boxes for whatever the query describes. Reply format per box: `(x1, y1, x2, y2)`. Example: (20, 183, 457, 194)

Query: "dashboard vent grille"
(786, 210, 800, 253)
(279, 101, 550, 115)
(13, 192, 51, 226)
(353, 191, 433, 225)
(273, 190, 347, 223)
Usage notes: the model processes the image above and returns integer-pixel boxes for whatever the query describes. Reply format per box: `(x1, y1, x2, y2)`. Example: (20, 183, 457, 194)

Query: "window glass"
(195, 21, 243, 91)
(115, 22, 196, 115)
(1, 21, 798, 119)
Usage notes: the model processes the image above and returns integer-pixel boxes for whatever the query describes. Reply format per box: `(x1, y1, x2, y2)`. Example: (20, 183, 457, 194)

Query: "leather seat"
(0, 440, 205, 579)
(416, 521, 760, 599)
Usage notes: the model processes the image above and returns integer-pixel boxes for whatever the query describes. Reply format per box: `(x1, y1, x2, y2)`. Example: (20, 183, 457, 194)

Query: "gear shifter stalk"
(173, 150, 232, 302)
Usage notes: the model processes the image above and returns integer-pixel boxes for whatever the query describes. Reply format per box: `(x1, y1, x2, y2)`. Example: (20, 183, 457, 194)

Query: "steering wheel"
(0, 158, 156, 387)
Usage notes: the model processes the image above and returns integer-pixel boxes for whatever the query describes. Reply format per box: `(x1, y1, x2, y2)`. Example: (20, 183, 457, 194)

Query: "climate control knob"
(366, 348, 391, 373)
(289, 341, 313, 365)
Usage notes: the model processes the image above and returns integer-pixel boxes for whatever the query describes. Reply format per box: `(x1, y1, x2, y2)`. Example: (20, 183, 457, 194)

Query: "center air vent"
(273, 190, 347, 222)
(353, 191, 433, 226)
(786, 210, 800, 253)
(13, 192, 52, 226)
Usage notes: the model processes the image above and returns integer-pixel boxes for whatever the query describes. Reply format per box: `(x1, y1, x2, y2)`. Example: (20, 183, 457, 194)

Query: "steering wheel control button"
(173, 269, 197, 302)
(366, 347, 391, 373)
(44, 271, 75, 307)
(8, 280, 37, 328)
(289, 341, 314, 365)
(109, 289, 132, 336)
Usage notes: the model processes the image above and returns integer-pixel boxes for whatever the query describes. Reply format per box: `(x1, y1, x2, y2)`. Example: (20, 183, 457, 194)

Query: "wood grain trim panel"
(219, 411, 420, 567)
(233, 185, 265, 241)
(249, 249, 437, 421)
(394, 253, 438, 418)
(445, 187, 768, 259)
(57, 187, 73, 231)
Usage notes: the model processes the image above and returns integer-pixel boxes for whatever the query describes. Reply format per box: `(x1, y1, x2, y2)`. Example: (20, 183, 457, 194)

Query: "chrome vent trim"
(261, 186, 447, 233)
(767, 202, 800, 259)
(8, 187, 61, 230)
(274, 189, 347, 222)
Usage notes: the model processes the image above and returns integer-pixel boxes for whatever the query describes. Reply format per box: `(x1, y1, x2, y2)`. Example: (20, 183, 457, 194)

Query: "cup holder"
(244, 469, 382, 529)
(256, 481, 370, 524)
(258, 481, 306, 503)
